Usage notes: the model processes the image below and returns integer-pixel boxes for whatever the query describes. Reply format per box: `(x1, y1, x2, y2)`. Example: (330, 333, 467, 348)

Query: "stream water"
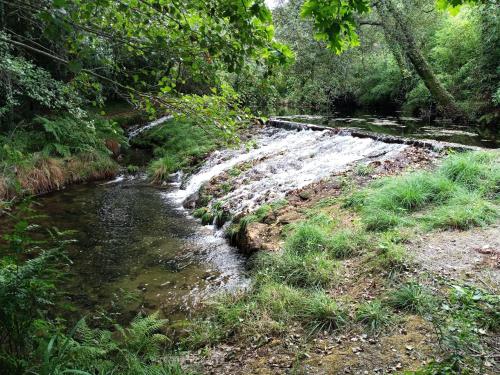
(32, 114, 496, 326)
(276, 113, 498, 148)
(35, 176, 248, 324)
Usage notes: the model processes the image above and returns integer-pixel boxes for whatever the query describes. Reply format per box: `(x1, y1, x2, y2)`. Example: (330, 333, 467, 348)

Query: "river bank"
(156, 123, 498, 374)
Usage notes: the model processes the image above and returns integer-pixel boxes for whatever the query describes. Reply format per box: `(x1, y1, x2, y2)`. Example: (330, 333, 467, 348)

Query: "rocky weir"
(171, 123, 443, 253)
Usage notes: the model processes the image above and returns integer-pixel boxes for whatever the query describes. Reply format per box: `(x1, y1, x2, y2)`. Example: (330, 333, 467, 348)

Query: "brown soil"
(409, 224, 500, 291)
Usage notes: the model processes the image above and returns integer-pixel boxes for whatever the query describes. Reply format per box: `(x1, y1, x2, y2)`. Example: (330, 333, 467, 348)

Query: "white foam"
(168, 128, 407, 215)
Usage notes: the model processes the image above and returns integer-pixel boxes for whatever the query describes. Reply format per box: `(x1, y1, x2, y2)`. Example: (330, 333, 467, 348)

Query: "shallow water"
(276, 114, 498, 148)
(35, 175, 248, 324)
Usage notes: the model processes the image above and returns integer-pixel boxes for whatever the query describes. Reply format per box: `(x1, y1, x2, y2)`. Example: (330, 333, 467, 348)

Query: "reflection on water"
(35, 176, 248, 324)
(276, 113, 498, 148)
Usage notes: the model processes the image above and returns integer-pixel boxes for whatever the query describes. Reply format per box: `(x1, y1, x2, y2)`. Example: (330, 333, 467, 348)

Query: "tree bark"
(376, 0, 469, 122)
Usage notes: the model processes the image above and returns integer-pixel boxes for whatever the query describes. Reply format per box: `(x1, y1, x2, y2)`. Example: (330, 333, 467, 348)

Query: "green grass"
(371, 239, 408, 275)
(354, 163, 375, 176)
(425, 190, 497, 229)
(133, 119, 224, 182)
(389, 282, 435, 315)
(440, 151, 499, 192)
(328, 229, 370, 259)
(356, 300, 394, 333)
(353, 151, 499, 231)
(300, 291, 348, 333)
(285, 223, 330, 254)
(255, 251, 339, 289)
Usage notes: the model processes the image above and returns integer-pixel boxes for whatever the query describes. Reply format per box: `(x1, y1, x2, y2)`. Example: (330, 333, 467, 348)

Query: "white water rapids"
(168, 127, 407, 215)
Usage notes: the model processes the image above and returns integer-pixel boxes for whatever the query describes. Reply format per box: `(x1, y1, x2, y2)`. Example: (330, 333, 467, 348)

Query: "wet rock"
(183, 191, 199, 209)
(299, 191, 311, 200)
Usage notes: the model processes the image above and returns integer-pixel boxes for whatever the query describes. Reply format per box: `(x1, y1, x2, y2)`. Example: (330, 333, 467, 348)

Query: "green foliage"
(34, 313, 180, 375)
(0, 203, 61, 372)
(301, 0, 370, 53)
(34, 116, 125, 158)
(389, 283, 435, 315)
(0, 36, 84, 126)
(255, 251, 338, 289)
(356, 300, 394, 333)
(353, 151, 499, 231)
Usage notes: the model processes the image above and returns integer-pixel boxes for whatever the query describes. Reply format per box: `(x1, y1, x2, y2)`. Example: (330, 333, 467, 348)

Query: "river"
(33, 114, 497, 326)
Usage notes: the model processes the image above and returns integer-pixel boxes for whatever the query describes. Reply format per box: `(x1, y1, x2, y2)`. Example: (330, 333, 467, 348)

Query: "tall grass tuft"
(389, 282, 435, 315)
(356, 300, 394, 333)
(255, 251, 338, 289)
(300, 291, 348, 333)
(357, 151, 499, 231)
(328, 229, 370, 258)
(285, 223, 330, 254)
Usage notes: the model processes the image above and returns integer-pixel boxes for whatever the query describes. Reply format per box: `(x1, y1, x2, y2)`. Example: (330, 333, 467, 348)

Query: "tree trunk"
(377, 0, 469, 122)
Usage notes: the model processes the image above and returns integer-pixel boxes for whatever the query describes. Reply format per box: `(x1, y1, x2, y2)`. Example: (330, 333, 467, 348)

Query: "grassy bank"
(0, 115, 126, 203)
(179, 151, 499, 373)
(130, 117, 251, 184)
(131, 119, 233, 183)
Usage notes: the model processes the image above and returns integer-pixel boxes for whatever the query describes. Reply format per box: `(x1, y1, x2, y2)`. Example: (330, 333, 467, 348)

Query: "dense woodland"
(0, 0, 499, 374)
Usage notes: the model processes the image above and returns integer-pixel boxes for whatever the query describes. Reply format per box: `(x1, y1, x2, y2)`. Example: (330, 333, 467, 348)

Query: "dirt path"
(409, 224, 500, 291)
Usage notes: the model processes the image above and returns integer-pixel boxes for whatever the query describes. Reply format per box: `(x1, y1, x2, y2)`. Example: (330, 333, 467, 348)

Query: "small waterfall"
(127, 115, 173, 140)
(168, 127, 407, 215)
